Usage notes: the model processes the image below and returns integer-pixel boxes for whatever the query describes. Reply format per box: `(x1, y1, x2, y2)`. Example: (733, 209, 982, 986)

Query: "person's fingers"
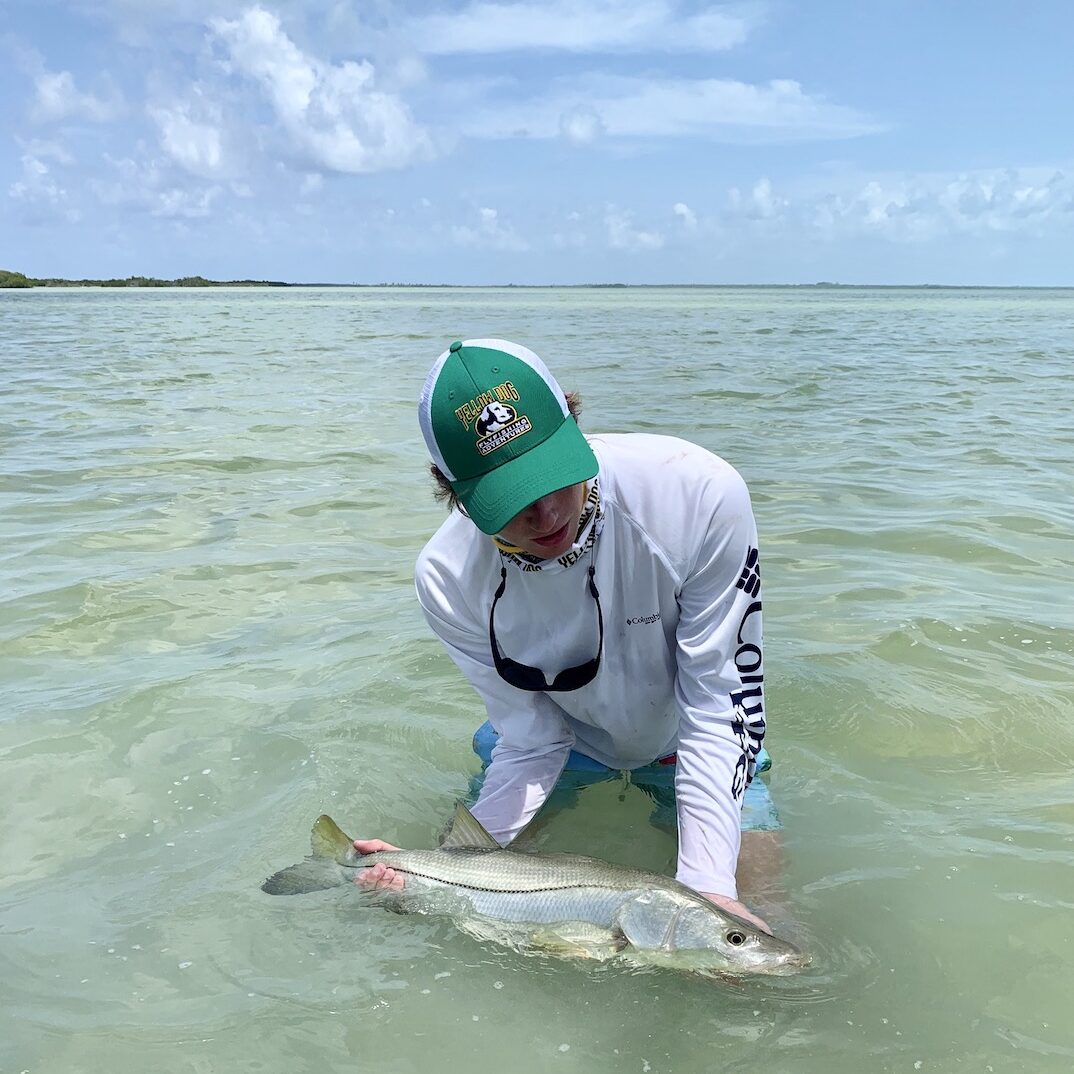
(353, 838, 401, 853)
(355, 863, 384, 887)
(703, 893, 772, 935)
(354, 864, 404, 891)
(737, 908, 772, 934)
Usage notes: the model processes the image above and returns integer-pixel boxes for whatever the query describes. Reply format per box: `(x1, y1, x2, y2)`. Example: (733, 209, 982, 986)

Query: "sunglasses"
(488, 562, 604, 692)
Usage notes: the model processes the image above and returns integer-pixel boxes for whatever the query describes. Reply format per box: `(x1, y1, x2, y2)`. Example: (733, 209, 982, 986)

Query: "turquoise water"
(2, 286, 1073, 1072)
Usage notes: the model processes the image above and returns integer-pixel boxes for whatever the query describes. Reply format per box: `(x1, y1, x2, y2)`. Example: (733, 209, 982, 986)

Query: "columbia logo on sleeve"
(736, 547, 761, 597)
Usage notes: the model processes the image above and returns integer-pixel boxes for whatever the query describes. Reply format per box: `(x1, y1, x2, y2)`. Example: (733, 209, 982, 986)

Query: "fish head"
(669, 902, 809, 976)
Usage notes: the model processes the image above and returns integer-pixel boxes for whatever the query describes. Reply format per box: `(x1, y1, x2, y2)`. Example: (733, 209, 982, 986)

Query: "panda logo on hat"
(476, 401, 517, 437)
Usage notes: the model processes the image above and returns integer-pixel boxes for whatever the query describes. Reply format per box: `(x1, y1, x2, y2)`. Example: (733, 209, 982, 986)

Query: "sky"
(3, 0, 1073, 285)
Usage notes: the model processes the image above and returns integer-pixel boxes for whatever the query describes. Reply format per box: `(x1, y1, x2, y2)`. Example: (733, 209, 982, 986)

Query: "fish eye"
(727, 930, 746, 946)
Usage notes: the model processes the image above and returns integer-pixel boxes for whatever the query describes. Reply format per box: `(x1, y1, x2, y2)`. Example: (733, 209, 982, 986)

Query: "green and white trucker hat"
(418, 339, 598, 535)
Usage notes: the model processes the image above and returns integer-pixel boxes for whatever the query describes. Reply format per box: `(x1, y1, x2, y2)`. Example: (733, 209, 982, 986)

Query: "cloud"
(729, 176, 787, 220)
(451, 206, 529, 251)
(16, 138, 75, 167)
(605, 206, 663, 251)
(152, 185, 222, 218)
(460, 75, 881, 143)
(804, 169, 1074, 242)
(409, 0, 755, 54)
(673, 201, 697, 229)
(32, 69, 121, 123)
(705, 167, 1074, 246)
(7, 153, 79, 223)
(559, 105, 605, 145)
(89, 154, 221, 219)
(210, 5, 432, 174)
(150, 100, 226, 178)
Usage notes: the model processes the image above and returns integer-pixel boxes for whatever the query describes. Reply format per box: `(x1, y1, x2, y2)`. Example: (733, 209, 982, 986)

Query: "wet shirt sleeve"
(672, 467, 766, 899)
(415, 566, 573, 845)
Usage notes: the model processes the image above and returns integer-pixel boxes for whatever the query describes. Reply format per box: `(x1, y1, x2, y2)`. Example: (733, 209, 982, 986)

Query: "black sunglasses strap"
(588, 565, 604, 653)
(489, 566, 509, 663)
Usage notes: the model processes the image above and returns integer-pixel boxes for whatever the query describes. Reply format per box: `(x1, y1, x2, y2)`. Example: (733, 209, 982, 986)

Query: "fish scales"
(435, 885, 642, 925)
(354, 847, 680, 894)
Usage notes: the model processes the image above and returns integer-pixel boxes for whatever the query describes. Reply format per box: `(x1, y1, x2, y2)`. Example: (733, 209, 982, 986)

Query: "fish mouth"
(693, 950, 810, 982)
(764, 948, 812, 975)
(768, 953, 812, 975)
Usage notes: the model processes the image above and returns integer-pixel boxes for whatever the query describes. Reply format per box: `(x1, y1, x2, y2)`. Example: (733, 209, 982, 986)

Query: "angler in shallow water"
(262, 808, 806, 977)
(366, 338, 779, 929)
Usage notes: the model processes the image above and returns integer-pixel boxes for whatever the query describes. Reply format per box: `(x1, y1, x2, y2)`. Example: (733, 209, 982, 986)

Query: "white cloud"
(89, 154, 222, 219)
(150, 101, 226, 178)
(461, 75, 881, 143)
(451, 206, 528, 251)
(210, 6, 432, 174)
(605, 207, 663, 251)
(16, 139, 75, 167)
(32, 69, 121, 123)
(724, 167, 1074, 244)
(7, 153, 80, 223)
(559, 105, 605, 145)
(728, 176, 787, 220)
(152, 186, 222, 218)
(409, 1, 755, 54)
(673, 201, 697, 229)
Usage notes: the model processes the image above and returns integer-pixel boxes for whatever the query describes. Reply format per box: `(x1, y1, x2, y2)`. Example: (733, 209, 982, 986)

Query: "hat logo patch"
(475, 401, 532, 456)
(476, 401, 517, 436)
(454, 381, 520, 430)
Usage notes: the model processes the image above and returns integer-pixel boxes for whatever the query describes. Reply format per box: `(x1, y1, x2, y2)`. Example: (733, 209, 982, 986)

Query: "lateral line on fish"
(384, 866, 600, 894)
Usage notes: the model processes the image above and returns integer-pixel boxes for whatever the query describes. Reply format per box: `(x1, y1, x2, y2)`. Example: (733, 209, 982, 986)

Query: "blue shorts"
(469, 721, 780, 833)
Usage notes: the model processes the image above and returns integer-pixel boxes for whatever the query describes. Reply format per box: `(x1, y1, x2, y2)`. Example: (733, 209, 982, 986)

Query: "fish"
(261, 804, 807, 977)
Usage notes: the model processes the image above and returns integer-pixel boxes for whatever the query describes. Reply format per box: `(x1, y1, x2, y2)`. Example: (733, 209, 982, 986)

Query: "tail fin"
(261, 814, 356, 896)
(261, 859, 342, 895)
(310, 814, 356, 862)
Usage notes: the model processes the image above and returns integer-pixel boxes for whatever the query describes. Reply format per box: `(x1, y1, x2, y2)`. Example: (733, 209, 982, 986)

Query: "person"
(356, 338, 773, 930)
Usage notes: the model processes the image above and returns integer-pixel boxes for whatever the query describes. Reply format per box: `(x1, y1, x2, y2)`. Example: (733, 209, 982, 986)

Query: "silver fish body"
(262, 810, 806, 977)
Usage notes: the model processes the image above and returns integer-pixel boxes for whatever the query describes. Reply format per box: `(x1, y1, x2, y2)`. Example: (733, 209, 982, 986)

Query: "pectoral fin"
(528, 924, 626, 960)
(612, 891, 683, 951)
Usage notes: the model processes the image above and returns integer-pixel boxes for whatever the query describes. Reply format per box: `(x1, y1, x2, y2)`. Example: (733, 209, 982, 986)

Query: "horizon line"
(6, 277, 1074, 291)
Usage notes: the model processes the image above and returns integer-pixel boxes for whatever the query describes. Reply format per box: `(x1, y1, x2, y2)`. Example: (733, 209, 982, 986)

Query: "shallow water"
(2, 286, 1073, 1073)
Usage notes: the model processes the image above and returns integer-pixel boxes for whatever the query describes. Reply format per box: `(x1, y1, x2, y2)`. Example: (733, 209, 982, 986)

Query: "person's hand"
(702, 892, 771, 934)
(353, 839, 405, 892)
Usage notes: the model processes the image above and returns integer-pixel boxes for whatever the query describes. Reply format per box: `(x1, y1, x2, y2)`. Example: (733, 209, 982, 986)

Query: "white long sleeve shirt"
(414, 433, 766, 898)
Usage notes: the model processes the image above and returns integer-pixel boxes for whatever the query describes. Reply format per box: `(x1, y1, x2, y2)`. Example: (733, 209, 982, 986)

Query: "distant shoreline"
(2, 271, 1071, 290)
(0, 271, 290, 289)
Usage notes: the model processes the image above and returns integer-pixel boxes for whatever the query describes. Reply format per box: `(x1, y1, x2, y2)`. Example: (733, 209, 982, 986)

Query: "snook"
(262, 806, 807, 977)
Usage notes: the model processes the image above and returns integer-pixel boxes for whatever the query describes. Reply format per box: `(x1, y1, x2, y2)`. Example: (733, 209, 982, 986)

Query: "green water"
(2, 286, 1073, 1073)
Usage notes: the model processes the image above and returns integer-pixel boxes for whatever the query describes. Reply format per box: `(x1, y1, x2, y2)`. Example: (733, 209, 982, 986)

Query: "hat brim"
(452, 418, 598, 535)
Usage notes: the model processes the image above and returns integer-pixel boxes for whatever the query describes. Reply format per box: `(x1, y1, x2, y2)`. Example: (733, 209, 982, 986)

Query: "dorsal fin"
(310, 814, 355, 862)
(439, 801, 501, 850)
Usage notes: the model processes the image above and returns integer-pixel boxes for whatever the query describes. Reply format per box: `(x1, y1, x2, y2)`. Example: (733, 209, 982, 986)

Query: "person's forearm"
(471, 740, 571, 844)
